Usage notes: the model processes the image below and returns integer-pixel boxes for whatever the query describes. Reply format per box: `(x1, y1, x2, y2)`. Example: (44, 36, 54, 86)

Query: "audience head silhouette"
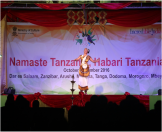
(15, 95, 29, 108)
(32, 100, 39, 108)
(2, 93, 161, 131)
(5, 94, 14, 108)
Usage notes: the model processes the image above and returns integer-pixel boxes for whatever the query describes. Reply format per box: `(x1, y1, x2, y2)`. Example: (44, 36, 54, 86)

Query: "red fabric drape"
(95, 9, 161, 27)
(74, 92, 88, 107)
(11, 93, 149, 111)
(1, 9, 8, 20)
(9, 10, 68, 27)
(35, 4, 70, 10)
(155, 2, 161, 6)
(7, 9, 161, 27)
(95, 3, 131, 10)
(1, 3, 11, 20)
(1, 3, 11, 7)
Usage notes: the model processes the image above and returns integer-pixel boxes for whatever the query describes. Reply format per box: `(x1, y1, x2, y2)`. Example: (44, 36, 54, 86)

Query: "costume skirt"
(78, 65, 90, 91)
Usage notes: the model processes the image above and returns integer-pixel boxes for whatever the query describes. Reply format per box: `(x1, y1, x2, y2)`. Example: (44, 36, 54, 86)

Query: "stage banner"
(7, 24, 161, 95)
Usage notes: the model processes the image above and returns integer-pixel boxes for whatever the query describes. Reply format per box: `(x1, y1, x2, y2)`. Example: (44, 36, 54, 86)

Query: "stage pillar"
(0, 15, 8, 94)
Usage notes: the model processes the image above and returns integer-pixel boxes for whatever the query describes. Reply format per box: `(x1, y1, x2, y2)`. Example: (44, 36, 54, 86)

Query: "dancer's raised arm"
(74, 56, 81, 61)
(90, 57, 100, 63)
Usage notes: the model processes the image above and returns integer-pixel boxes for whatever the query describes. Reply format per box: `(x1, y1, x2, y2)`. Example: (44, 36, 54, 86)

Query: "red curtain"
(12, 93, 149, 111)
(98, 9, 161, 27)
(7, 9, 161, 27)
(1, 3, 11, 7)
(155, 2, 161, 6)
(1, 3, 11, 20)
(95, 3, 132, 10)
(35, 3, 70, 10)
(1, 9, 8, 20)
(9, 10, 68, 27)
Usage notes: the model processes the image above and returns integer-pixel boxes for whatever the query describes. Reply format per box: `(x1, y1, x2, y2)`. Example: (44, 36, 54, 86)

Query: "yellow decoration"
(76, 11, 85, 26)
(88, 11, 97, 27)
(98, 11, 107, 27)
(67, 10, 75, 26)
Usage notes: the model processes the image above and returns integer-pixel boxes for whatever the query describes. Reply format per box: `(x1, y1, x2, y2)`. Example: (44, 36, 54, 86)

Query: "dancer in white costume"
(74, 48, 100, 94)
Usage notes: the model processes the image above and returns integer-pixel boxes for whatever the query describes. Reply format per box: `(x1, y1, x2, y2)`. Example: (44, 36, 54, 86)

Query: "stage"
(1, 93, 161, 111)
(1, 2, 161, 109)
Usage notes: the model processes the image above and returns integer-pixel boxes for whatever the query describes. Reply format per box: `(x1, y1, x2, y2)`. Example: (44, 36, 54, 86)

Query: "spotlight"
(0, 55, 2, 57)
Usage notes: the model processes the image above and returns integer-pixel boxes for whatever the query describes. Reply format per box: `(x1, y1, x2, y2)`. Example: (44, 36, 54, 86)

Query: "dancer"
(74, 48, 100, 94)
